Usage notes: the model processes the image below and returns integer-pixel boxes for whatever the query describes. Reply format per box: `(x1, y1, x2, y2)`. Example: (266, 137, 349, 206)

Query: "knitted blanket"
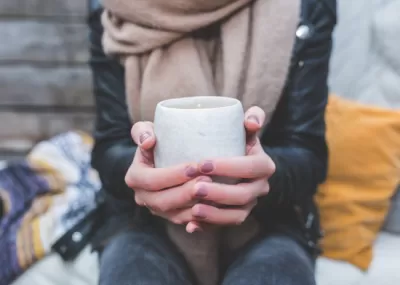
(0, 131, 101, 285)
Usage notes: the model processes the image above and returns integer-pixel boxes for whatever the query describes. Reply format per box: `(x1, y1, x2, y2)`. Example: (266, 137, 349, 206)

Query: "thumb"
(131, 121, 156, 150)
(244, 106, 265, 134)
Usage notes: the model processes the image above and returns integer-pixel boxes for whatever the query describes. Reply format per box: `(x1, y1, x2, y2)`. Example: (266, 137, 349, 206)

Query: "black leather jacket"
(89, 0, 336, 256)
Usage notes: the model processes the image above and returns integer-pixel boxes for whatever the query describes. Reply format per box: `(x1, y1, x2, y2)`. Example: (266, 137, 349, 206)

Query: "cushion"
(315, 94, 400, 271)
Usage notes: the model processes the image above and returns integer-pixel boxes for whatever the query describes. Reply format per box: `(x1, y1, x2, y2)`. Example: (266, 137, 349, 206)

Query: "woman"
(89, 0, 336, 284)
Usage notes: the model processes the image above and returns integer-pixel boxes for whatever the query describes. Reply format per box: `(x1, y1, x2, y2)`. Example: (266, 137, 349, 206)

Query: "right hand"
(125, 121, 208, 232)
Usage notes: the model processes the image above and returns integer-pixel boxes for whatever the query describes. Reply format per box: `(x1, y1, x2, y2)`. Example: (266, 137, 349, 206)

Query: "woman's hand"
(125, 121, 207, 230)
(188, 107, 276, 228)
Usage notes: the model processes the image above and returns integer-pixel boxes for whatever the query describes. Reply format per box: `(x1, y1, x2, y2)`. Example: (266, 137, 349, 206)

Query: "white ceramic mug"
(154, 96, 246, 168)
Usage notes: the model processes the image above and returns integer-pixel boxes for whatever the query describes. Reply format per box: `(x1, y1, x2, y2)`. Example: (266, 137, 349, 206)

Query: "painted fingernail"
(247, 115, 260, 125)
(195, 183, 208, 198)
(200, 161, 214, 174)
(139, 132, 151, 144)
(185, 166, 199, 178)
(193, 207, 207, 219)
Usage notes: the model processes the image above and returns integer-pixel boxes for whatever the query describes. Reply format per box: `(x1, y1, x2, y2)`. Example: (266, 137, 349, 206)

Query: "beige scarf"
(102, 0, 299, 284)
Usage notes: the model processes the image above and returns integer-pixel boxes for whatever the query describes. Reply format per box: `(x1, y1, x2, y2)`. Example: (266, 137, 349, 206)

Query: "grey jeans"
(99, 229, 316, 285)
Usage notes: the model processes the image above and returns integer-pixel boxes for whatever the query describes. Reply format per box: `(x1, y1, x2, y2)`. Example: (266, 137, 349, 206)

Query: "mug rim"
(158, 96, 241, 110)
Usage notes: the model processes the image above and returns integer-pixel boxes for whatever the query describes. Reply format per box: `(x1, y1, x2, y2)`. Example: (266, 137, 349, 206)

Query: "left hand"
(186, 106, 276, 233)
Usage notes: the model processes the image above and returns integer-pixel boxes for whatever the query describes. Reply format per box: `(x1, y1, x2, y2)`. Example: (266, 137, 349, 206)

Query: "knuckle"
(263, 182, 270, 195)
(263, 155, 276, 176)
(134, 194, 143, 205)
(255, 180, 269, 196)
(125, 169, 136, 188)
(146, 200, 160, 212)
(235, 214, 247, 225)
(154, 201, 168, 213)
(270, 162, 276, 175)
(124, 174, 132, 188)
(240, 188, 253, 205)
(170, 217, 184, 225)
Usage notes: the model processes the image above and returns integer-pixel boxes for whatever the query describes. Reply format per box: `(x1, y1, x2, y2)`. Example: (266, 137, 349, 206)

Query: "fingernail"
(193, 207, 207, 219)
(139, 132, 151, 144)
(200, 161, 214, 174)
(185, 166, 199, 178)
(247, 115, 260, 125)
(195, 183, 208, 198)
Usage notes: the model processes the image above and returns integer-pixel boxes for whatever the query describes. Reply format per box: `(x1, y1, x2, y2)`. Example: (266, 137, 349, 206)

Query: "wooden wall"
(0, 0, 94, 160)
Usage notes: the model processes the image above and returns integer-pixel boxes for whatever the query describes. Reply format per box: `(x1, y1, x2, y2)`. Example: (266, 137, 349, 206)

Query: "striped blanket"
(0, 131, 101, 285)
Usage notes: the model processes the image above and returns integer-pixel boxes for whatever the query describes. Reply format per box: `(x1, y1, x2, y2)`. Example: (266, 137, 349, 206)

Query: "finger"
(134, 193, 145, 206)
(244, 107, 265, 133)
(125, 161, 201, 191)
(136, 176, 212, 212)
(198, 155, 275, 179)
(193, 179, 269, 206)
(154, 208, 194, 226)
(244, 107, 265, 153)
(131, 121, 156, 150)
(132, 145, 155, 166)
(246, 135, 264, 155)
(186, 221, 203, 233)
(191, 201, 256, 226)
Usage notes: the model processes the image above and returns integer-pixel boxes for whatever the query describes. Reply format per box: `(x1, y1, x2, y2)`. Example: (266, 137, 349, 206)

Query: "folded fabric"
(315, 95, 400, 271)
(0, 131, 101, 285)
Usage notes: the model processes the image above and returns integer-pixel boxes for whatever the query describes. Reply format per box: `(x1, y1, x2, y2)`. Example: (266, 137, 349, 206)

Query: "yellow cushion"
(316, 94, 400, 271)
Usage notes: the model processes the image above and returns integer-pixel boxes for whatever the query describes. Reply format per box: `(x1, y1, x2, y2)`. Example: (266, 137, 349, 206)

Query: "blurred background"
(0, 1, 93, 160)
(1, 0, 400, 285)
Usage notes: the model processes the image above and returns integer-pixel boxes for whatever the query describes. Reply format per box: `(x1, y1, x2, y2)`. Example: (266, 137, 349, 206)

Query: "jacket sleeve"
(258, 0, 336, 209)
(89, 9, 137, 200)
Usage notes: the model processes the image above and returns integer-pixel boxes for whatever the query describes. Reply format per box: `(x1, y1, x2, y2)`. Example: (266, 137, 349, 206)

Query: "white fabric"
(316, 233, 400, 285)
(329, 0, 400, 110)
(365, 233, 400, 285)
(12, 246, 98, 285)
(316, 258, 364, 285)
